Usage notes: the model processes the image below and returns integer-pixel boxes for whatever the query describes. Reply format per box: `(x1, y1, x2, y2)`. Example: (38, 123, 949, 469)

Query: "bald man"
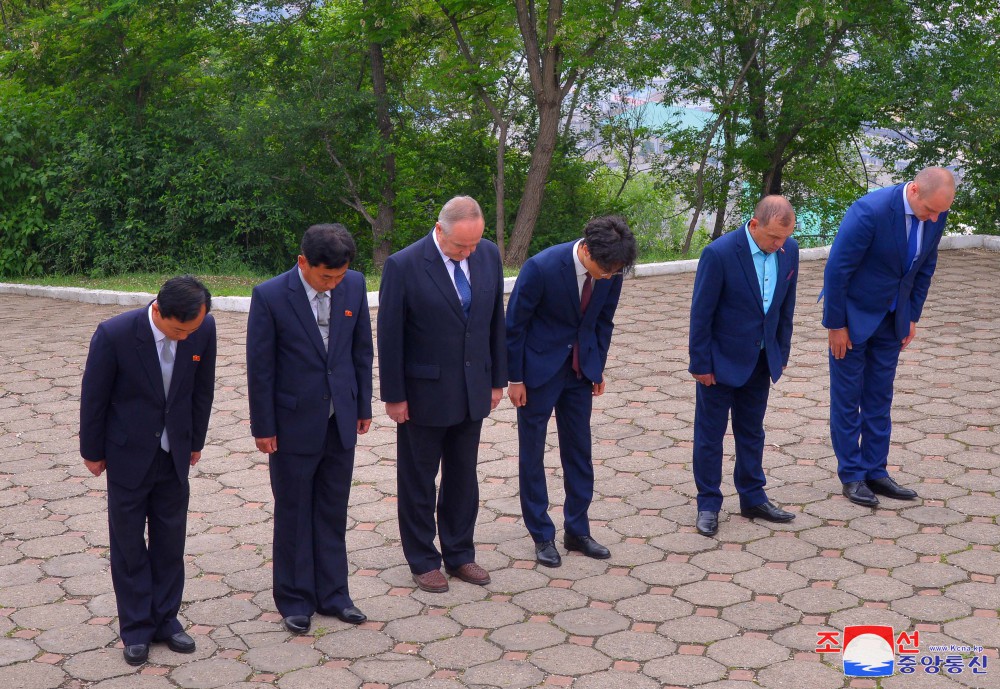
(823, 167, 956, 507)
(689, 195, 799, 537)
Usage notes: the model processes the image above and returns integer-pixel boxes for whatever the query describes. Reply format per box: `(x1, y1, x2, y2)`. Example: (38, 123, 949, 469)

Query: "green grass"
(3, 253, 691, 295)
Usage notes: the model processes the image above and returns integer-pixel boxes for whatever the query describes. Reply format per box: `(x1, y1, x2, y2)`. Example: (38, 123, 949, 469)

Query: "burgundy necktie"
(572, 275, 593, 378)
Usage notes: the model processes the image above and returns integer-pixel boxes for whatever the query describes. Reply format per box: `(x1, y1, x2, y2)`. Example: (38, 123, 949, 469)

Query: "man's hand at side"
(828, 328, 852, 359)
(84, 459, 106, 477)
(901, 321, 917, 350)
(692, 373, 716, 386)
(491, 387, 503, 410)
(255, 436, 278, 454)
(508, 383, 527, 407)
(386, 401, 409, 424)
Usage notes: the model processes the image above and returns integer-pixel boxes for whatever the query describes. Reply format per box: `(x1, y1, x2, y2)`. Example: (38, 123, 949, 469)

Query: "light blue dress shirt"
(744, 223, 777, 316)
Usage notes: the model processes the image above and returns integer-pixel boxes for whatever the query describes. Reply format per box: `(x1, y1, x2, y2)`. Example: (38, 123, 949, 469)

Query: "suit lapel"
(327, 279, 348, 357)
(135, 309, 166, 403)
(893, 185, 909, 273)
(168, 337, 191, 404)
(286, 268, 328, 359)
(561, 244, 582, 317)
(422, 234, 466, 322)
(736, 227, 765, 314)
(466, 247, 487, 321)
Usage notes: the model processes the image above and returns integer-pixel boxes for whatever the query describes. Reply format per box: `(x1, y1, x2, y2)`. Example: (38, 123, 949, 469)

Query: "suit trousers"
(107, 447, 189, 645)
(693, 349, 770, 512)
(518, 359, 595, 543)
(830, 310, 900, 483)
(396, 417, 483, 574)
(268, 416, 354, 617)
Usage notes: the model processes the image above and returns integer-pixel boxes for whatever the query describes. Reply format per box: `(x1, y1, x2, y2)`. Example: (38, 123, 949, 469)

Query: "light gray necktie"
(315, 292, 330, 350)
(160, 338, 174, 451)
(315, 292, 334, 417)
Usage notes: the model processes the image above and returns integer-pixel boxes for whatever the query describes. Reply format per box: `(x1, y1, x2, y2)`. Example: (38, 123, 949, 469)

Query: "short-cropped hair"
(157, 275, 212, 321)
(583, 215, 638, 274)
(301, 223, 357, 269)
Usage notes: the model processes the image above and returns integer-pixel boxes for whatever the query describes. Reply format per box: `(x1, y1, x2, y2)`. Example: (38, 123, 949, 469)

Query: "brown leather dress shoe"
(412, 569, 449, 593)
(445, 562, 491, 585)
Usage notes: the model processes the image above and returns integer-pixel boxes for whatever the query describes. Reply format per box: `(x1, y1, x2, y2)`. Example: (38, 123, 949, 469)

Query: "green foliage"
(0, 104, 51, 277)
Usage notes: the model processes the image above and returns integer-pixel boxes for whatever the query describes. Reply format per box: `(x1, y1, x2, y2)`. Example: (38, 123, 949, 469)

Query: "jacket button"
(465, 361, 471, 367)
(567, 344, 572, 349)
(327, 369, 333, 375)
(154, 431, 162, 438)
(755, 341, 761, 347)
(323, 394, 330, 400)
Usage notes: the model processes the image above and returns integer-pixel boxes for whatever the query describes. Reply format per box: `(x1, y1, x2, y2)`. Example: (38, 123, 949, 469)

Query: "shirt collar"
(572, 240, 587, 277)
(744, 223, 766, 257)
(297, 267, 322, 301)
(902, 182, 916, 218)
(147, 304, 167, 344)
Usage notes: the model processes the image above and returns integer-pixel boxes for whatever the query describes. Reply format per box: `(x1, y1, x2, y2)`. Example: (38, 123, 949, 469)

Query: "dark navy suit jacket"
(247, 268, 373, 453)
(80, 306, 217, 489)
(377, 232, 507, 427)
(689, 227, 798, 387)
(506, 241, 621, 387)
(822, 183, 947, 343)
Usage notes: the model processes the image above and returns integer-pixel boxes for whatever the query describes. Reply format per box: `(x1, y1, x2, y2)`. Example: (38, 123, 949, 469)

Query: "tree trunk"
(504, 101, 560, 266)
(494, 120, 509, 261)
(369, 40, 395, 269)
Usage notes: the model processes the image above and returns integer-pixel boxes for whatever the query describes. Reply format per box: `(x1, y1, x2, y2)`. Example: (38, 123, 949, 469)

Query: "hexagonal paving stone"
(659, 615, 739, 643)
(461, 659, 543, 688)
(721, 600, 802, 631)
(594, 630, 676, 662)
(170, 659, 252, 689)
(843, 543, 918, 568)
(631, 561, 706, 586)
(689, 549, 765, 574)
(706, 635, 789, 668)
(510, 587, 589, 614)
(732, 567, 808, 596)
(943, 616, 1000, 649)
(615, 593, 694, 622)
(837, 574, 914, 602)
(572, 573, 648, 602)
(422, 636, 502, 669)
(0, 663, 65, 689)
(745, 537, 819, 562)
(449, 600, 524, 628)
(756, 659, 844, 689)
(489, 621, 565, 651)
(643, 655, 726, 685)
(275, 666, 361, 689)
(313, 627, 394, 658)
(892, 595, 972, 623)
(552, 607, 630, 636)
(894, 562, 968, 588)
(948, 549, 1000, 576)
(945, 582, 1000, 610)
(351, 654, 435, 684)
(574, 670, 662, 689)
(675, 581, 752, 607)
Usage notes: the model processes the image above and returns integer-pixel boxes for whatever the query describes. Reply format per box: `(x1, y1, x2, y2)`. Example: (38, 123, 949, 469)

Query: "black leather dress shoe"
(333, 606, 367, 625)
(535, 541, 562, 568)
(165, 630, 196, 653)
(741, 501, 795, 523)
(564, 534, 610, 559)
(843, 481, 879, 507)
(867, 476, 918, 500)
(696, 511, 719, 537)
(282, 615, 311, 634)
(123, 643, 149, 666)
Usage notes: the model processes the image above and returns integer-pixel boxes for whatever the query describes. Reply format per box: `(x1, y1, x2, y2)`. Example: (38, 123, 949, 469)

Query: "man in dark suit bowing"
(689, 195, 799, 537)
(823, 167, 955, 507)
(80, 276, 216, 665)
(506, 216, 637, 567)
(378, 196, 507, 593)
(247, 223, 373, 634)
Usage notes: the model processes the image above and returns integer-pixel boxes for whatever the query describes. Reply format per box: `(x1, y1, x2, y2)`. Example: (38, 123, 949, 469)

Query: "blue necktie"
(891, 215, 921, 311)
(904, 213, 920, 271)
(451, 260, 472, 319)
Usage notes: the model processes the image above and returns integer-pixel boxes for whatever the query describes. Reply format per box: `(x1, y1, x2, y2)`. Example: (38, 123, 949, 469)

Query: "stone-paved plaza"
(1, 250, 999, 689)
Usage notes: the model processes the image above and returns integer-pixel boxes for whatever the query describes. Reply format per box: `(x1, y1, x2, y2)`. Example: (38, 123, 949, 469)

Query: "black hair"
(582, 215, 637, 274)
(301, 223, 357, 269)
(156, 275, 212, 321)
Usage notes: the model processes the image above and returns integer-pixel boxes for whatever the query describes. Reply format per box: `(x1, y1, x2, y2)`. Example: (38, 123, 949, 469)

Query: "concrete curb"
(2, 236, 995, 313)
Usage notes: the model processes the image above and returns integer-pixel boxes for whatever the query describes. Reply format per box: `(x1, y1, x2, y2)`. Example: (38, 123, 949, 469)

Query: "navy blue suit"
(247, 267, 373, 617)
(377, 232, 507, 573)
(80, 306, 216, 645)
(822, 184, 947, 482)
(689, 227, 798, 512)
(506, 241, 622, 542)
